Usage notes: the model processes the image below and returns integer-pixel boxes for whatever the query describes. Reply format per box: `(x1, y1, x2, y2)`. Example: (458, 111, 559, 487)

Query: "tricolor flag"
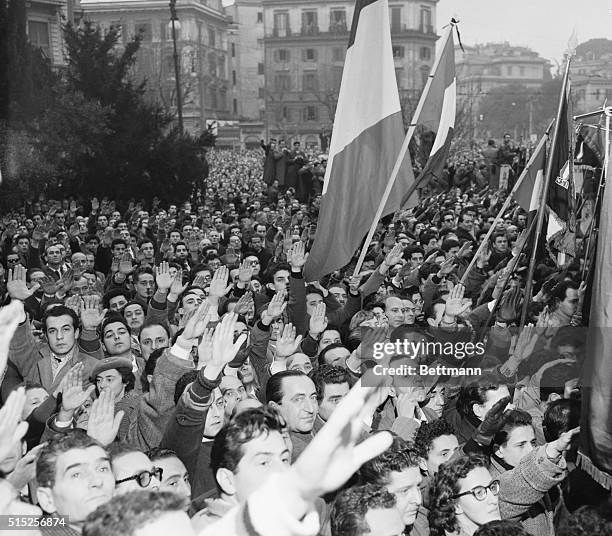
(513, 133, 547, 214)
(579, 153, 612, 490)
(303, 0, 414, 281)
(401, 25, 456, 207)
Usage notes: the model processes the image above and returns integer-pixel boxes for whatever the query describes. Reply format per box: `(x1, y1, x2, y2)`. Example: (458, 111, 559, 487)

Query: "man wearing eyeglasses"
(109, 443, 162, 495)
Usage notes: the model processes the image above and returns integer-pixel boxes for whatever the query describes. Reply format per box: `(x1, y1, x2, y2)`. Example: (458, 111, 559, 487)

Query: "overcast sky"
(437, 0, 612, 65)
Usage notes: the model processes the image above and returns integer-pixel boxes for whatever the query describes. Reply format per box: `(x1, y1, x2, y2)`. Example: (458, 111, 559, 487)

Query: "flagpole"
(459, 123, 553, 285)
(353, 22, 455, 276)
(520, 58, 572, 326)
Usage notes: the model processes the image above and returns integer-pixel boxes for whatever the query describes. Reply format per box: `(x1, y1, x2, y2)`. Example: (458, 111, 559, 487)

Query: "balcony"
(419, 24, 435, 34)
(301, 24, 319, 36)
(329, 21, 348, 35)
(390, 24, 437, 39)
(271, 27, 292, 37)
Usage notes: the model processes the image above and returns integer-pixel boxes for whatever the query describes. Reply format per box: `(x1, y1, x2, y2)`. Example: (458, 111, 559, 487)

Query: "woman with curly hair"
(429, 454, 500, 536)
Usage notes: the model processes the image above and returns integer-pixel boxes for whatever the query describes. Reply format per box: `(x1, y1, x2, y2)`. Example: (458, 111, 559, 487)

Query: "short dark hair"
(82, 490, 188, 536)
(542, 398, 580, 443)
(101, 313, 131, 336)
(111, 238, 127, 250)
(37, 430, 105, 487)
(318, 343, 349, 367)
(331, 484, 397, 536)
(264, 262, 291, 284)
(133, 266, 154, 283)
(42, 305, 80, 333)
(107, 442, 144, 463)
(492, 409, 533, 448)
(265, 370, 307, 404)
(474, 520, 530, 536)
(103, 289, 131, 310)
(414, 419, 457, 459)
(210, 406, 286, 482)
(440, 238, 459, 253)
(146, 447, 179, 463)
(456, 374, 506, 419)
(359, 435, 419, 485)
(309, 365, 350, 402)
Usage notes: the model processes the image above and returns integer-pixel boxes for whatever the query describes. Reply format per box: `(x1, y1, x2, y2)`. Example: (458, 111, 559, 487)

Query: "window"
(276, 106, 291, 122)
(419, 47, 431, 60)
(330, 9, 347, 32)
(420, 6, 432, 32)
(135, 22, 152, 42)
(160, 22, 166, 41)
(258, 62, 264, 75)
(231, 43, 236, 57)
(219, 89, 227, 110)
(519, 66, 525, 76)
(507, 65, 513, 76)
(273, 12, 290, 36)
(208, 27, 216, 47)
(303, 105, 317, 121)
(393, 46, 405, 58)
(233, 98, 238, 114)
(274, 72, 291, 91)
(301, 10, 318, 35)
(332, 47, 345, 62)
(303, 48, 317, 62)
(258, 87, 265, 98)
(209, 53, 217, 77)
(28, 21, 50, 57)
(390, 7, 402, 32)
(274, 49, 290, 62)
(303, 72, 318, 91)
(257, 12, 263, 23)
(232, 70, 237, 85)
(218, 58, 225, 79)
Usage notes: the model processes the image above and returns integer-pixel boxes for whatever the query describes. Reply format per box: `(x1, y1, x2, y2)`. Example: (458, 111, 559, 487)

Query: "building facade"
(25, 0, 78, 67)
(261, 0, 438, 147)
(571, 53, 612, 115)
(79, 0, 232, 134)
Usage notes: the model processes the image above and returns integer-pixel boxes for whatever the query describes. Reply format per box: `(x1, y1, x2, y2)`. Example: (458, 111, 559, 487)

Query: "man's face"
(245, 256, 260, 276)
(365, 507, 405, 536)
(251, 237, 263, 251)
(209, 231, 220, 243)
(175, 244, 188, 260)
(385, 297, 404, 328)
(123, 304, 145, 331)
(318, 382, 349, 422)
(517, 214, 526, 227)
(474, 385, 510, 421)
(386, 467, 422, 526)
(560, 288, 580, 316)
(155, 456, 191, 502)
(204, 388, 226, 438)
(102, 322, 131, 355)
(169, 232, 181, 244)
(423, 385, 445, 418)
(180, 291, 205, 316)
(141, 242, 154, 259)
(442, 214, 454, 228)
(232, 430, 290, 502)
(109, 295, 128, 312)
(46, 246, 62, 266)
(496, 425, 536, 468)
(329, 286, 347, 306)
(37, 446, 114, 523)
(423, 434, 459, 475)
(256, 225, 267, 239)
(139, 325, 169, 361)
(287, 353, 313, 375)
(220, 376, 247, 418)
(17, 238, 29, 253)
(96, 369, 125, 401)
(305, 292, 323, 317)
(402, 300, 416, 325)
(112, 243, 126, 259)
(460, 214, 474, 230)
(321, 347, 350, 367)
(135, 274, 155, 300)
(277, 376, 318, 433)
(494, 236, 508, 252)
(318, 329, 341, 353)
(456, 467, 500, 526)
(410, 252, 424, 269)
(97, 216, 108, 229)
(271, 269, 290, 293)
(113, 451, 161, 495)
(45, 315, 78, 356)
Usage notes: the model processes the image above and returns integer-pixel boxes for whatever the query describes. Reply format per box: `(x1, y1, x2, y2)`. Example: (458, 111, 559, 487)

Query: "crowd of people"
(0, 141, 609, 536)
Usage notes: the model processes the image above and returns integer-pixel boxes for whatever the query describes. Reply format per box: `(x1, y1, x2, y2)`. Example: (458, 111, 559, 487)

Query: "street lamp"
(169, 0, 183, 134)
